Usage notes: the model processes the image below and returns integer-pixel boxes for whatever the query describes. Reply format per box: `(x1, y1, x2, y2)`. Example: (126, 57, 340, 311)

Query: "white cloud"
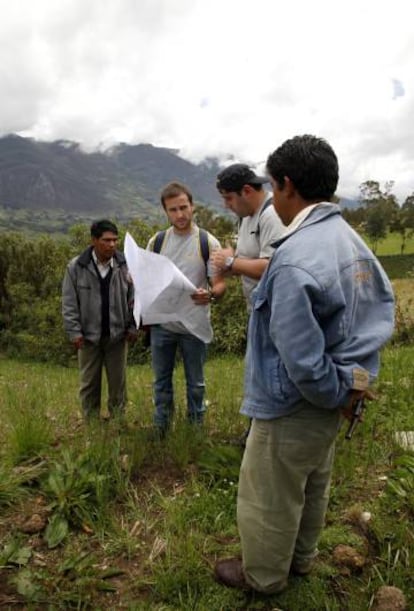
(1, 0, 413, 201)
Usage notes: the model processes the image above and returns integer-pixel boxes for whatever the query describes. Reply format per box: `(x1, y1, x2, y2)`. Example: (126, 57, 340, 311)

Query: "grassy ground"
(362, 231, 414, 256)
(0, 270, 412, 610)
(0, 341, 413, 610)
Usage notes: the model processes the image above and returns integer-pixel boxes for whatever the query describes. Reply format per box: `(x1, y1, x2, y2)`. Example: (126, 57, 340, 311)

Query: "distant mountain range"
(0, 134, 360, 231)
(0, 134, 225, 224)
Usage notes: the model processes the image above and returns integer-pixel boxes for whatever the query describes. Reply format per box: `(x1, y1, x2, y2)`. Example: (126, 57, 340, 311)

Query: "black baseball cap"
(216, 163, 269, 193)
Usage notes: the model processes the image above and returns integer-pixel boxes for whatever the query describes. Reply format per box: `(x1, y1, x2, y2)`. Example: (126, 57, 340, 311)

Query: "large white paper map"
(124, 232, 212, 343)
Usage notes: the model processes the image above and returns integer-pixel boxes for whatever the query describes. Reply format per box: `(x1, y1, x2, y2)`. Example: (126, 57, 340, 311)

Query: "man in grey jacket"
(62, 220, 137, 421)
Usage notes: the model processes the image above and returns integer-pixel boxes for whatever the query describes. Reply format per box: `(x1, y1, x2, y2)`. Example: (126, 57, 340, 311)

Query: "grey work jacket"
(62, 246, 137, 344)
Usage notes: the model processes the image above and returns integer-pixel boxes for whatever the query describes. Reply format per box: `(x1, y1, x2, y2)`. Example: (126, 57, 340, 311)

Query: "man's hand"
(72, 336, 84, 350)
(191, 288, 211, 306)
(126, 331, 138, 344)
(341, 389, 376, 422)
(210, 247, 234, 273)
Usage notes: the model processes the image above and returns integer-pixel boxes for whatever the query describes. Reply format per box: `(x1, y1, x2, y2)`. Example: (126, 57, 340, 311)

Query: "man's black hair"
(266, 135, 339, 202)
(90, 220, 119, 239)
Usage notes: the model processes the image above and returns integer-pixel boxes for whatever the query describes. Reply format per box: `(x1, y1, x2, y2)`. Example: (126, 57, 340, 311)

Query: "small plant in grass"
(0, 536, 32, 567)
(41, 442, 128, 547)
(9, 568, 43, 605)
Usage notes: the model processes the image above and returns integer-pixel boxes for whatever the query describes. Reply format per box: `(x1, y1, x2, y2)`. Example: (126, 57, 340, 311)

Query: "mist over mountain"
(0, 135, 223, 224)
(0, 134, 361, 233)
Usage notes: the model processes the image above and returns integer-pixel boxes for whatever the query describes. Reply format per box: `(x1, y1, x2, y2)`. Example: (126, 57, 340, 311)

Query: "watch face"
(225, 256, 234, 269)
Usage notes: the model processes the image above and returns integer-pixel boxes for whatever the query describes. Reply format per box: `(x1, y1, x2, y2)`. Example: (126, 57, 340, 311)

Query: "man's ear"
(283, 176, 296, 197)
(241, 184, 253, 197)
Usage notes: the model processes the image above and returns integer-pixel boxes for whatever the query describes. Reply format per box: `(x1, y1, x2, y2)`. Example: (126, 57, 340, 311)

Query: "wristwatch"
(225, 255, 235, 270)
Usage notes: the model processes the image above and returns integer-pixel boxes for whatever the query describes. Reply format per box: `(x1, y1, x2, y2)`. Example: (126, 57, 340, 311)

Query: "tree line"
(342, 181, 414, 254)
(1, 191, 413, 365)
(0, 208, 247, 364)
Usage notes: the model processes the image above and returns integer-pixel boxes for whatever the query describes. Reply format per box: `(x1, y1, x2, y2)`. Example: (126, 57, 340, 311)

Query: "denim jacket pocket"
(277, 359, 302, 403)
(250, 292, 302, 407)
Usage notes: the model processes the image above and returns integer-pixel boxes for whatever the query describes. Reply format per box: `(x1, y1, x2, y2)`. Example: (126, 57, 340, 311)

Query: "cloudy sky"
(1, 0, 413, 201)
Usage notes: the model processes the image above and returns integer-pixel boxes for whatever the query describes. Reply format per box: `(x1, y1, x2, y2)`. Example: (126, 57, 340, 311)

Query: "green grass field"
(0, 244, 413, 609)
(0, 342, 413, 609)
(362, 231, 414, 256)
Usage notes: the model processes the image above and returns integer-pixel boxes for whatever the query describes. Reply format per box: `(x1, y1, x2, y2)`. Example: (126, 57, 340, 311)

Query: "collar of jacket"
(76, 245, 126, 268)
(272, 202, 342, 249)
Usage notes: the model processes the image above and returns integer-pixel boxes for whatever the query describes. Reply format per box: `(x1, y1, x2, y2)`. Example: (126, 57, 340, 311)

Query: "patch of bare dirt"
(372, 585, 407, 611)
(332, 544, 366, 575)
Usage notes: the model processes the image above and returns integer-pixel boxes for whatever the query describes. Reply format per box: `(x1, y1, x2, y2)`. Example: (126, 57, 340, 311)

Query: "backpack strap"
(198, 228, 210, 270)
(152, 230, 166, 254)
(254, 195, 273, 237)
(259, 196, 273, 218)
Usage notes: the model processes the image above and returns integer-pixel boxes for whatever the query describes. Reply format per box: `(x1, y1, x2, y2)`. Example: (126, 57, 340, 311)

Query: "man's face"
(219, 186, 252, 218)
(270, 177, 292, 225)
(164, 193, 194, 233)
(92, 231, 118, 262)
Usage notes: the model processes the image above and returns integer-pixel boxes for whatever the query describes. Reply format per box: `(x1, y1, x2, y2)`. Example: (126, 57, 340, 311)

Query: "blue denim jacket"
(242, 204, 395, 419)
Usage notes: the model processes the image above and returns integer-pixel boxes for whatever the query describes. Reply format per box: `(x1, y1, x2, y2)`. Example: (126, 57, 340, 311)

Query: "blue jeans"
(150, 325, 207, 430)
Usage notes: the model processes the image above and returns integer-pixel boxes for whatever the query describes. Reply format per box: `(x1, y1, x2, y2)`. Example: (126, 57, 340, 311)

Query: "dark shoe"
(290, 559, 314, 576)
(214, 558, 252, 591)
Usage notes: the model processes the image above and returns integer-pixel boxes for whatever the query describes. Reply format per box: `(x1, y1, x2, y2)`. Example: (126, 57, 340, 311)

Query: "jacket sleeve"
(268, 265, 348, 408)
(62, 265, 82, 340)
(126, 273, 138, 333)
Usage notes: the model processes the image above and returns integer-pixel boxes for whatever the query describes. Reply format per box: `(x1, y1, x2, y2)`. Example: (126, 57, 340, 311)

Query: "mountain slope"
(0, 135, 223, 222)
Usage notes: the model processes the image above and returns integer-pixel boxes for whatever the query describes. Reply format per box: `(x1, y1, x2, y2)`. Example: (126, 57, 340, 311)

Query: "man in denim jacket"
(215, 135, 395, 594)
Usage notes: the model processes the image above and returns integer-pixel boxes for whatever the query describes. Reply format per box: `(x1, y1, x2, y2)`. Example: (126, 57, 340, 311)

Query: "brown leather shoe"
(214, 557, 252, 591)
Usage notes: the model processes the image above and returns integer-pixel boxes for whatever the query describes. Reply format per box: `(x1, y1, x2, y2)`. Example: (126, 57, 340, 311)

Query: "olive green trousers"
(78, 338, 127, 419)
(237, 404, 341, 593)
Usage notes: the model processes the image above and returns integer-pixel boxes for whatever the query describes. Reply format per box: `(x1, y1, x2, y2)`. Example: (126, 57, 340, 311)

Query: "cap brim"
(249, 175, 269, 185)
(216, 175, 269, 192)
